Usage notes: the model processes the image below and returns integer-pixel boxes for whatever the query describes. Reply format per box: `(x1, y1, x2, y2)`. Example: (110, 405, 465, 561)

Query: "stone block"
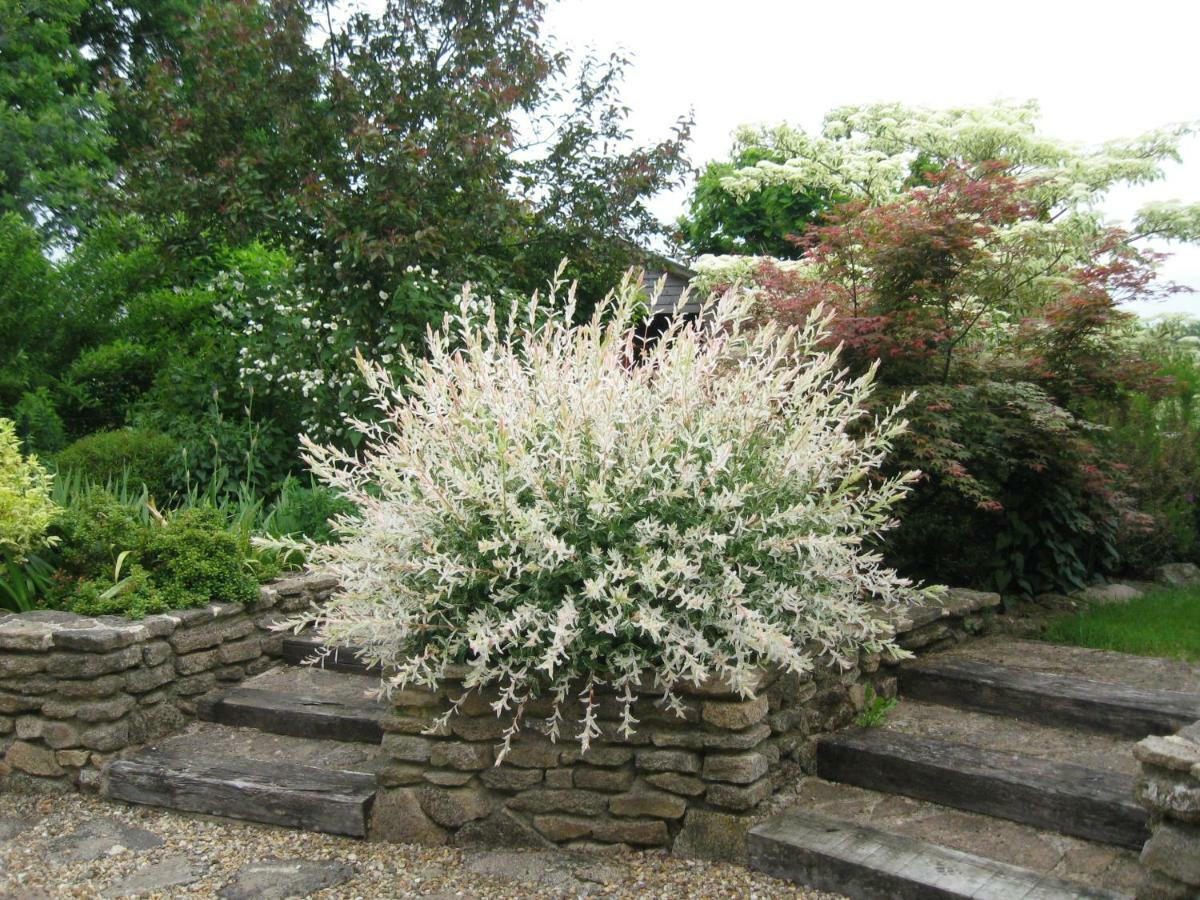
(672, 808, 752, 862)
(378, 762, 425, 787)
(172, 672, 216, 696)
(533, 815, 593, 841)
(74, 693, 136, 723)
(125, 662, 175, 694)
(1138, 770, 1200, 822)
(55, 749, 90, 768)
(79, 719, 130, 752)
(127, 702, 185, 744)
(0, 653, 46, 677)
(649, 722, 771, 751)
(634, 748, 700, 774)
(1136, 735, 1200, 773)
(573, 766, 634, 792)
(381, 712, 445, 736)
(42, 720, 81, 749)
(0, 611, 81, 651)
(645, 772, 705, 796)
(5, 740, 63, 776)
(369, 788, 448, 845)
(705, 776, 772, 811)
(590, 817, 669, 846)
(563, 745, 633, 767)
(543, 768, 573, 789)
(1140, 820, 1200, 886)
(702, 751, 769, 785)
(15, 716, 41, 739)
(382, 733, 433, 763)
(454, 808, 549, 849)
(218, 636, 262, 665)
(0, 692, 43, 714)
(449, 715, 510, 741)
(141, 641, 173, 667)
(423, 769, 474, 786)
(608, 790, 686, 820)
(174, 648, 220, 676)
(169, 616, 253, 654)
(46, 645, 141, 679)
(1153, 562, 1200, 587)
(502, 739, 561, 769)
(430, 741, 493, 771)
(55, 674, 126, 699)
(416, 785, 494, 828)
(506, 789, 608, 816)
(52, 623, 144, 653)
(701, 695, 769, 731)
(480, 767, 543, 791)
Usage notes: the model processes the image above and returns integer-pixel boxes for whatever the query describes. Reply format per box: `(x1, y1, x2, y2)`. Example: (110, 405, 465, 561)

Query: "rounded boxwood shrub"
(55, 429, 180, 501)
(303, 276, 932, 757)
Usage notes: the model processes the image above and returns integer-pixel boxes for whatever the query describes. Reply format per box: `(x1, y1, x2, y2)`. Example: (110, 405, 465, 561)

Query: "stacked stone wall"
(0, 573, 336, 791)
(1134, 722, 1200, 898)
(370, 587, 1003, 857)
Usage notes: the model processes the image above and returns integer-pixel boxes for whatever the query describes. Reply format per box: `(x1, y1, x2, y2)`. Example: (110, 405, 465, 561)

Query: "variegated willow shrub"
(302, 273, 932, 757)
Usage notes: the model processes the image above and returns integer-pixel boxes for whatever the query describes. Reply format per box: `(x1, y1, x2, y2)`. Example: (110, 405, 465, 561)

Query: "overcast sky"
(349, 0, 1200, 315)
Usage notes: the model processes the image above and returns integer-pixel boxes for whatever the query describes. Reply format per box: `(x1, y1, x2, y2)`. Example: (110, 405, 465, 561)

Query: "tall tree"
(0, 0, 113, 241)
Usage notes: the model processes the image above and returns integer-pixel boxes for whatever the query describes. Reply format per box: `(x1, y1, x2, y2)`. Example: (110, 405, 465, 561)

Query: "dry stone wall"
(0, 573, 336, 792)
(1134, 721, 1200, 898)
(370, 587, 1004, 858)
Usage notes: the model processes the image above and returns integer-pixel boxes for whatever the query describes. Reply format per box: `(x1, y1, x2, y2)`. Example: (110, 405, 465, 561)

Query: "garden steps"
(748, 809, 1131, 900)
(196, 666, 386, 743)
(899, 656, 1200, 738)
(816, 727, 1148, 849)
(101, 720, 383, 837)
(281, 631, 382, 675)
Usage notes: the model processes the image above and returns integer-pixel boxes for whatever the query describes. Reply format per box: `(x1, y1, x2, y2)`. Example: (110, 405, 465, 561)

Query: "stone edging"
(1134, 721, 1200, 896)
(0, 573, 336, 791)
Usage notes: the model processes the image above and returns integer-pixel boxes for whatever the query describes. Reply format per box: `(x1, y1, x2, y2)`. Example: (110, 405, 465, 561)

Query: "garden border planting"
(0, 573, 336, 791)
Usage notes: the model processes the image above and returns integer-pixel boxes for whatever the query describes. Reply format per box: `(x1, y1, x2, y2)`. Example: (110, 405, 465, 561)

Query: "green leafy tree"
(679, 142, 828, 258)
(0, 0, 113, 240)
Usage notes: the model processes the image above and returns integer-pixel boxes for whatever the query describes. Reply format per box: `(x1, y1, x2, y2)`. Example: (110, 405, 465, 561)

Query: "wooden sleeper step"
(103, 747, 377, 837)
(281, 634, 381, 675)
(817, 729, 1149, 850)
(748, 809, 1130, 900)
(198, 686, 384, 744)
(899, 657, 1200, 738)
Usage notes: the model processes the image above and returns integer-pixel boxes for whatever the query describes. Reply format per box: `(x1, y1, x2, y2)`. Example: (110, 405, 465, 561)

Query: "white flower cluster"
(301, 272, 932, 759)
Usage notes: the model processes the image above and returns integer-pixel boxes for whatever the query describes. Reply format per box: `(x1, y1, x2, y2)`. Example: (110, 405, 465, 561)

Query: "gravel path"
(0, 791, 838, 899)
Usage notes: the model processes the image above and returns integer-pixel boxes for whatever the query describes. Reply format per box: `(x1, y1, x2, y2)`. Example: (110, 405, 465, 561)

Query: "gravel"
(0, 791, 840, 899)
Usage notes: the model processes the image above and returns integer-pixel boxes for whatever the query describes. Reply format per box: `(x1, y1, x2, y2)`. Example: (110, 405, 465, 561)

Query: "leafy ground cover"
(1039, 587, 1200, 662)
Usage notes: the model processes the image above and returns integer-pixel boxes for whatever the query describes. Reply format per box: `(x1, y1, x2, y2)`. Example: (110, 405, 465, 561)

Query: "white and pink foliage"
(301, 271, 932, 758)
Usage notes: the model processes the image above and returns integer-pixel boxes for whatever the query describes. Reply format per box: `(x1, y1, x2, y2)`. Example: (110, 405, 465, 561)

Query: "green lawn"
(1039, 586, 1200, 662)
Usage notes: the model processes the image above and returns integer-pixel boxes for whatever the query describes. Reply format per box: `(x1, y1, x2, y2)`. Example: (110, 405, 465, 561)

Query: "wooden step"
(281, 633, 381, 675)
(748, 810, 1129, 900)
(817, 729, 1149, 849)
(899, 657, 1200, 738)
(102, 723, 380, 837)
(198, 667, 385, 744)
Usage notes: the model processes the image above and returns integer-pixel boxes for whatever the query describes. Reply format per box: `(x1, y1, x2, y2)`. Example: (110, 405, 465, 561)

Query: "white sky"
(346, 0, 1200, 315)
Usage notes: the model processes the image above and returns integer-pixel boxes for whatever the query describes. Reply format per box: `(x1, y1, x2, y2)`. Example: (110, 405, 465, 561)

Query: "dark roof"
(638, 250, 700, 317)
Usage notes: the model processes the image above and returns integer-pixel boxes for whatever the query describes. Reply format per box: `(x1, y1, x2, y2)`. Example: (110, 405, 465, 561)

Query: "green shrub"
(66, 564, 169, 619)
(0, 418, 58, 560)
(143, 507, 259, 608)
(263, 477, 355, 544)
(12, 389, 66, 455)
(62, 340, 160, 433)
(55, 429, 180, 501)
(51, 486, 150, 579)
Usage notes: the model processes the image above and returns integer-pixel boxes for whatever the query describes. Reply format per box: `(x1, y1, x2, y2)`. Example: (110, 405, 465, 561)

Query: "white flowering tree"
(301, 272, 932, 756)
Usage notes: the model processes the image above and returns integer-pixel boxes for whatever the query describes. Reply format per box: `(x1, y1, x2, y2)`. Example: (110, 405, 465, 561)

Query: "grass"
(1039, 585, 1200, 662)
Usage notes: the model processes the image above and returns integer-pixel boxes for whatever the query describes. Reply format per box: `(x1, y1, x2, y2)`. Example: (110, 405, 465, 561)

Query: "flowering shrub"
(303, 274, 930, 756)
(0, 418, 57, 560)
